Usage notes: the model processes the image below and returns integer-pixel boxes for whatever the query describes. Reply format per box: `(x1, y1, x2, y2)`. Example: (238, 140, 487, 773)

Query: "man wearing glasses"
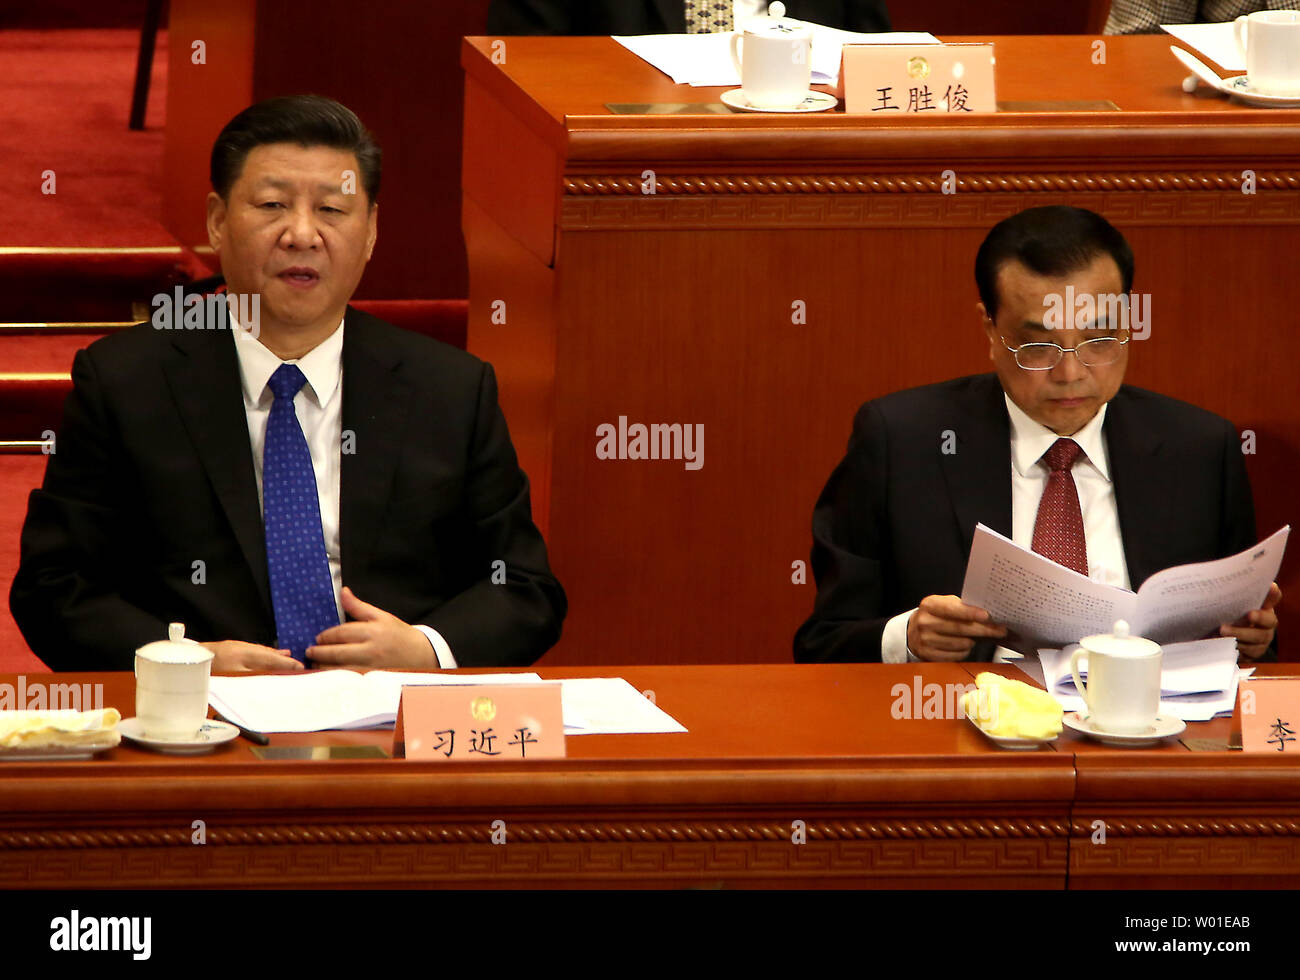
(794, 205, 1280, 664)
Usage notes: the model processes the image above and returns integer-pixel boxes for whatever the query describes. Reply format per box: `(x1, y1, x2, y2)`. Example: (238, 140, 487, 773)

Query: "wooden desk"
(2, 665, 1297, 889)
(461, 34, 1300, 667)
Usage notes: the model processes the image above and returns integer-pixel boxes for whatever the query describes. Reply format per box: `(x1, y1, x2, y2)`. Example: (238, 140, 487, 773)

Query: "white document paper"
(209, 671, 689, 736)
(613, 25, 939, 88)
(1035, 647, 1247, 722)
(961, 524, 1288, 652)
(1039, 637, 1238, 697)
(559, 678, 688, 735)
(209, 670, 544, 734)
(1162, 22, 1245, 71)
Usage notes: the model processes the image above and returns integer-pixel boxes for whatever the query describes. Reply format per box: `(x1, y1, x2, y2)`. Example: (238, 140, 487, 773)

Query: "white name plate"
(841, 43, 996, 115)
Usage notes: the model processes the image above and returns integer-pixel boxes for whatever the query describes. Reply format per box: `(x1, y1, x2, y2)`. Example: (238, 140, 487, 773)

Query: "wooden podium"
(462, 34, 1300, 666)
(5, 663, 1299, 889)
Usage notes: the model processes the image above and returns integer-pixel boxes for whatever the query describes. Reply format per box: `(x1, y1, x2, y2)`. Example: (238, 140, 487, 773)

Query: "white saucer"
(119, 717, 240, 754)
(1063, 712, 1185, 747)
(0, 734, 120, 762)
(720, 89, 838, 113)
(1225, 75, 1300, 107)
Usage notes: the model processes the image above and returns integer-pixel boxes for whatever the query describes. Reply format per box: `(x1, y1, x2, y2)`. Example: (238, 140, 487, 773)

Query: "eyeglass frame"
(1000, 331, 1130, 371)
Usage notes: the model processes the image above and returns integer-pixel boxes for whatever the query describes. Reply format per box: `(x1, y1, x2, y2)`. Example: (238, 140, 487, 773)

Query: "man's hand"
(201, 640, 304, 674)
(1221, 582, 1281, 661)
(307, 587, 437, 669)
(907, 595, 1008, 661)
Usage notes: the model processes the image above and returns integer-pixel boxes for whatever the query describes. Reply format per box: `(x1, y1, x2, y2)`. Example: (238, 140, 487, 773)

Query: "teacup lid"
(1080, 619, 1161, 658)
(741, 2, 811, 36)
(136, 622, 213, 665)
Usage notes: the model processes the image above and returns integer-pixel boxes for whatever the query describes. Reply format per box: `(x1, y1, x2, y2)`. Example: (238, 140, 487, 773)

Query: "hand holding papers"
(960, 524, 1288, 654)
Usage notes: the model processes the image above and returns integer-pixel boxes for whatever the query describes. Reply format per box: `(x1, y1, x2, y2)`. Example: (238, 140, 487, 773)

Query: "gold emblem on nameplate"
(470, 696, 497, 722)
(906, 56, 931, 80)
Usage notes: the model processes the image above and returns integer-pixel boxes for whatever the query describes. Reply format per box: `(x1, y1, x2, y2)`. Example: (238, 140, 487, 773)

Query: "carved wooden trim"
(563, 172, 1300, 196)
(1070, 839, 1300, 875)
(0, 838, 1069, 887)
(1071, 817, 1300, 837)
(0, 817, 1069, 850)
(560, 182, 1300, 229)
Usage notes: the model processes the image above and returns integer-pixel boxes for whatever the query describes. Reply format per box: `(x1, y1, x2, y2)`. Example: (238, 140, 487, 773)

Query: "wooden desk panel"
(0, 666, 1073, 889)
(462, 35, 1300, 667)
(966, 661, 1300, 888)
(3, 665, 1298, 889)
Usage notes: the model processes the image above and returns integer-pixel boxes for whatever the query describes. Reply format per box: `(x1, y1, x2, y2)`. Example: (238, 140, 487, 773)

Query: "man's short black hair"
(974, 206, 1134, 321)
(210, 94, 381, 203)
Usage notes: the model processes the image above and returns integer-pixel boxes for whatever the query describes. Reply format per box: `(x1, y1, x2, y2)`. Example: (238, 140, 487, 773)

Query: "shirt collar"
(1004, 392, 1110, 482)
(231, 316, 345, 410)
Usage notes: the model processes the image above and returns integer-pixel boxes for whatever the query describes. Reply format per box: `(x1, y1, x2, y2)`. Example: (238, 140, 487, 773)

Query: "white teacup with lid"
(1070, 620, 1162, 735)
(134, 623, 214, 740)
(1234, 10, 1300, 97)
(729, 2, 813, 109)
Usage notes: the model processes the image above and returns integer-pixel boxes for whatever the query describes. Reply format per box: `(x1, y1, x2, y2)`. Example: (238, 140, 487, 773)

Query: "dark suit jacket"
(794, 373, 1263, 663)
(10, 307, 566, 671)
(488, 0, 890, 34)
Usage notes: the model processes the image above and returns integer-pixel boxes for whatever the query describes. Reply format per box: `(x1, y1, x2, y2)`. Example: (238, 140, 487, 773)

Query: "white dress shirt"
(230, 320, 457, 668)
(880, 393, 1129, 663)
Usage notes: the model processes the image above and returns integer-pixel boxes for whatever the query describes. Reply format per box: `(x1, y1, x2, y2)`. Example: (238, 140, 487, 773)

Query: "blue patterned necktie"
(263, 363, 339, 663)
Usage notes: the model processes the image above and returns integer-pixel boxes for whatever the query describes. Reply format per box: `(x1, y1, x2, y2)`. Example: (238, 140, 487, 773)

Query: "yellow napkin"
(962, 672, 1062, 738)
(0, 709, 122, 749)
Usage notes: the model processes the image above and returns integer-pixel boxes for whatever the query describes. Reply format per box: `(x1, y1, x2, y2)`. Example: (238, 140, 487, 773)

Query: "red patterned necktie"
(1031, 438, 1089, 576)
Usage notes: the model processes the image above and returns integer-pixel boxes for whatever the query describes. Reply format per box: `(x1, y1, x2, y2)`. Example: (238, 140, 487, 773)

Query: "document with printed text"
(209, 670, 687, 736)
(961, 524, 1288, 652)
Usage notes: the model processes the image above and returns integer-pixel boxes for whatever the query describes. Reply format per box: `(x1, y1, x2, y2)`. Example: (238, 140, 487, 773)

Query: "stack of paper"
(560, 677, 687, 735)
(209, 671, 687, 736)
(1163, 22, 1245, 71)
(1037, 638, 1247, 721)
(614, 24, 939, 88)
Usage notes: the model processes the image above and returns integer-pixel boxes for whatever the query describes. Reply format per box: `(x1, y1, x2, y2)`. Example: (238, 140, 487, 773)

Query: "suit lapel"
(650, 0, 687, 31)
(1103, 388, 1163, 589)
(939, 375, 1014, 544)
(339, 308, 415, 588)
(162, 324, 272, 620)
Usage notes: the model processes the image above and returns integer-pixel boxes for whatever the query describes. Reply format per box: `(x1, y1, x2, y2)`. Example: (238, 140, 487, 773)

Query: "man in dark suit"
(11, 95, 565, 673)
(488, 0, 891, 34)
(794, 206, 1280, 664)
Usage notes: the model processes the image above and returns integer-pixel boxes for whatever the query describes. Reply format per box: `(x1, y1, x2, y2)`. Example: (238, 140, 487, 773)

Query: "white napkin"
(0, 708, 122, 748)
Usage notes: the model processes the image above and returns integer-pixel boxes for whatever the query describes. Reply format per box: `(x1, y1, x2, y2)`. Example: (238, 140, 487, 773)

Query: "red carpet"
(0, 455, 51, 674)
(0, 248, 212, 321)
(0, 26, 177, 671)
(0, 29, 173, 247)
